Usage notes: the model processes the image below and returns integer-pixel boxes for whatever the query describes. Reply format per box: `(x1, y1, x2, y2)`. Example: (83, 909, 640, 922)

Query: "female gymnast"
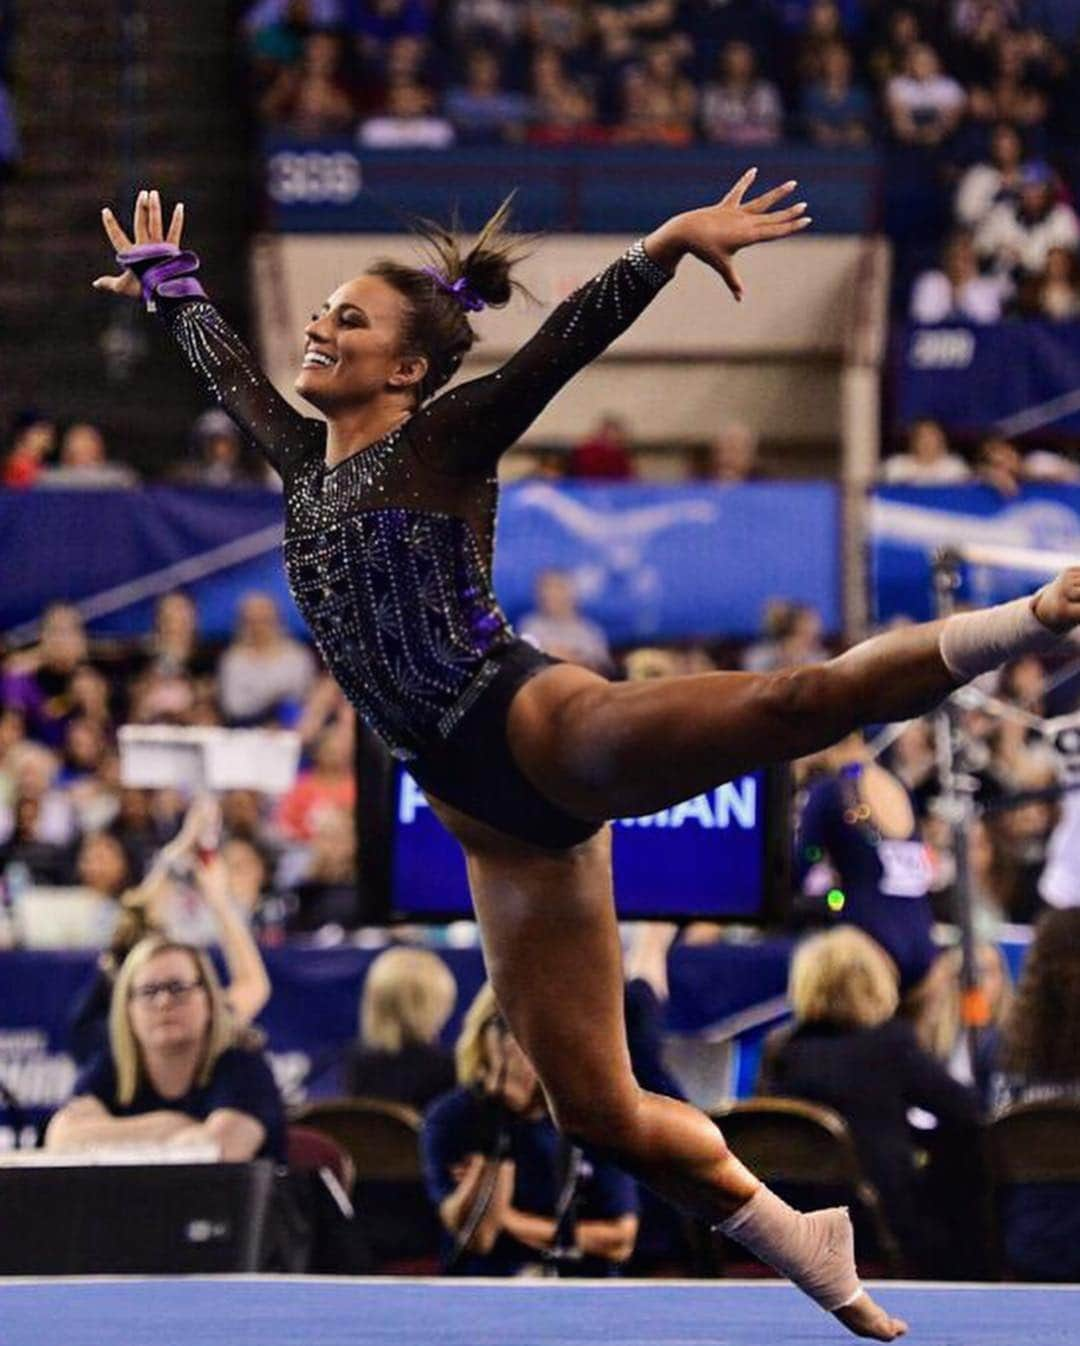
(96, 177, 1080, 1338)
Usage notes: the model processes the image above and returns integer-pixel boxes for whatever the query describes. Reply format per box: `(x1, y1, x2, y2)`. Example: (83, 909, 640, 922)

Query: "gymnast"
(95, 176, 1080, 1338)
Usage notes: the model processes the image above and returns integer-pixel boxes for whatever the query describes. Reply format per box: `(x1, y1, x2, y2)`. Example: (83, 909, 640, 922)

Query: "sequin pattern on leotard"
(164, 241, 671, 760)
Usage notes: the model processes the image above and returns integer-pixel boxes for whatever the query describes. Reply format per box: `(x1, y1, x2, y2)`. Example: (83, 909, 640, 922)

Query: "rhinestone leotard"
(163, 242, 671, 764)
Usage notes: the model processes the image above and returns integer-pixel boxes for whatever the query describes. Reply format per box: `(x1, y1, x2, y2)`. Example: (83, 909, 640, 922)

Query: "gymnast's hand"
(93, 187, 185, 299)
(1034, 567, 1080, 634)
(643, 168, 811, 301)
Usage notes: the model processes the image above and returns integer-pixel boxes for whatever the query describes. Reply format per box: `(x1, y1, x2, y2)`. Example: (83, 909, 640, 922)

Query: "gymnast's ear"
(388, 353, 428, 391)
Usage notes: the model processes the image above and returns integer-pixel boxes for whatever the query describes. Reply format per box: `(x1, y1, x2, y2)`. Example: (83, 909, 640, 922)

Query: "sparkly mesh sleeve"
(410, 240, 672, 473)
(164, 300, 323, 481)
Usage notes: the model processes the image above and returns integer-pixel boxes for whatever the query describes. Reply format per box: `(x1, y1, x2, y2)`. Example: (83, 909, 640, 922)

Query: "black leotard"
(159, 241, 671, 844)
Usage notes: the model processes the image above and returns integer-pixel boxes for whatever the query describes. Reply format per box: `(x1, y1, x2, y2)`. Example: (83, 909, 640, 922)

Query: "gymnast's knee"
(548, 1084, 645, 1151)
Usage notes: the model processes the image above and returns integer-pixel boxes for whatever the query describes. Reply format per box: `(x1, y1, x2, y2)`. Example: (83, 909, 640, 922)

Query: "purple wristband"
(116, 243, 206, 310)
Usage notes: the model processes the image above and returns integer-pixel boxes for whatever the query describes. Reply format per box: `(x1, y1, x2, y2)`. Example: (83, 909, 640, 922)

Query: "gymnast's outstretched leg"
(435, 802, 907, 1341)
(508, 575, 1080, 820)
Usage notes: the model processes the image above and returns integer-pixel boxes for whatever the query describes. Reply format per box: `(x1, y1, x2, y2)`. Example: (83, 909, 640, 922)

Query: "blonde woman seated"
(344, 946, 458, 1109)
(422, 983, 639, 1276)
(758, 927, 979, 1275)
(47, 934, 285, 1162)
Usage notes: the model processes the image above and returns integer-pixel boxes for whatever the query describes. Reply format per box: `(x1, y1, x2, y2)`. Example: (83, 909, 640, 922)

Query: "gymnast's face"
(297, 274, 427, 413)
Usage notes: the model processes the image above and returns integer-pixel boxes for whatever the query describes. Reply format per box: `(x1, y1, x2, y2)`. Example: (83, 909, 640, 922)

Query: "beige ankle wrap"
(717, 1185, 862, 1312)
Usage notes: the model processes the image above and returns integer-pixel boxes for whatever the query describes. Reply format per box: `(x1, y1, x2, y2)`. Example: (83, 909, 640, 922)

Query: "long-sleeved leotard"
(162, 241, 671, 765)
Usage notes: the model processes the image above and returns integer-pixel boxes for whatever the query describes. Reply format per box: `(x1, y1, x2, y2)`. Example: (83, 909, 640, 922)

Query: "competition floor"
(2, 1278, 1078, 1346)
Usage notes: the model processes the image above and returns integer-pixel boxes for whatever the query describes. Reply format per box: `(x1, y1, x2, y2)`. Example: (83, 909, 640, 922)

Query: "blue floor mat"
(2, 1277, 1079, 1346)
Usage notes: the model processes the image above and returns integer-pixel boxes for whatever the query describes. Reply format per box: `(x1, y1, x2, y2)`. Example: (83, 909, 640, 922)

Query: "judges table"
(0, 1156, 275, 1275)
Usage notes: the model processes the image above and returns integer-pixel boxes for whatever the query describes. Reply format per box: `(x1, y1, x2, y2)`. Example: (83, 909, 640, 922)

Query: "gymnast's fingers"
(743, 180, 797, 215)
(166, 202, 185, 247)
(148, 188, 164, 241)
(100, 206, 132, 253)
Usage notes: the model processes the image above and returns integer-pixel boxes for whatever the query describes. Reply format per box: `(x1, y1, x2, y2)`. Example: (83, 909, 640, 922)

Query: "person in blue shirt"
(422, 983, 639, 1275)
(46, 935, 285, 1163)
(796, 732, 938, 993)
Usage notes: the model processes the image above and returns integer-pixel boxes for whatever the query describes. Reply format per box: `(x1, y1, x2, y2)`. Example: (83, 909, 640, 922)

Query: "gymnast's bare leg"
(433, 573, 1080, 1340)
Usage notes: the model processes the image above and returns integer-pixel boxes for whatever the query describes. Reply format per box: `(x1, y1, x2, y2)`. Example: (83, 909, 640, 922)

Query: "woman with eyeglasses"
(46, 934, 286, 1162)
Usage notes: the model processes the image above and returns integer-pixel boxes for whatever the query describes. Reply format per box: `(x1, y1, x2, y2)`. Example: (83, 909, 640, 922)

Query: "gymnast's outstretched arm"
(94, 189, 322, 482)
(411, 169, 810, 473)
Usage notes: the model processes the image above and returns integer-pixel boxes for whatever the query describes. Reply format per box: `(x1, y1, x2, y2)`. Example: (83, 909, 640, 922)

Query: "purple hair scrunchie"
(421, 266, 486, 314)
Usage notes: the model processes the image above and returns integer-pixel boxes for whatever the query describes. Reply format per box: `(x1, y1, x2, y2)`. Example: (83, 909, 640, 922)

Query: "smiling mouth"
(302, 351, 337, 370)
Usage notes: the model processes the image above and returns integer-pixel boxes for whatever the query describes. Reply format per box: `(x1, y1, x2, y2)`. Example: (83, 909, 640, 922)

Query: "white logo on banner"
(909, 328, 976, 369)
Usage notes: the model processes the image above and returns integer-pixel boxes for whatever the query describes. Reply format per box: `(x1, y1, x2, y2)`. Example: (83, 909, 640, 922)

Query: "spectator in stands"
(975, 161, 1080, 281)
(287, 803, 358, 931)
(527, 46, 602, 145)
(881, 418, 970, 485)
(220, 836, 291, 942)
(741, 600, 827, 672)
(885, 43, 965, 148)
(801, 39, 872, 147)
(594, 0, 676, 62)
(446, 0, 524, 52)
(2, 602, 91, 747)
(137, 591, 217, 683)
(422, 982, 639, 1274)
(444, 47, 530, 144)
(0, 793, 74, 885)
(795, 732, 938, 993)
(217, 592, 316, 727)
(954, 122, 1025, 231)
(1, 411, 55, 489)
(0, 741, 77, 849)
(700, 41, 783, 146)
(1033, 245, 1080, 320)
(966, 30, 1049, 133)
(909, 229, 1006, 324)
(567, 414, 635, 479)
(358, 77, 455, 148)
(348, 0, 431, 66)
(607, 36, 696, 146)
(518, 569, 611, 672)
(75, 830, 131, 904)
(260, 30, 356, 137)
(910, 941, 1013, 1108)
(697, 421, 761, 483)
(867, 5, 921, 89)
(991, 908, 1080, 1279)
(758, 926, 981, 1274)
(276, 715, 356, 842)
(345, 945, 457, 1106)
(524, 0, 592, 61)
(976, 434, 1023, 496)
(38, 423, 138, 490)
(47, 934, 285, 1160)
(174, 409, 250, 487)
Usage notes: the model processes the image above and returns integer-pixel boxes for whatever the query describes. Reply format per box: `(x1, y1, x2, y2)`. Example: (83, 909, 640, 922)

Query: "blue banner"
(264, 140, 880, 235)
(897, 320, 1080, 436)
(872, 483, 1080, 623)
(0, 482, 840, 644)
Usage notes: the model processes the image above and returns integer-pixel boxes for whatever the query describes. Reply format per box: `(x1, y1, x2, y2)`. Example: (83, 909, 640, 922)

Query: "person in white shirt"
(976, 161, 1080, 279)
(886, 44, 965, 146)
(217, 592, 316, 725)
(954, 122, 1024, 230)
(910, 230, 1007, 324)
(882, 419, 971, 484)
(518, 569, 611, 673)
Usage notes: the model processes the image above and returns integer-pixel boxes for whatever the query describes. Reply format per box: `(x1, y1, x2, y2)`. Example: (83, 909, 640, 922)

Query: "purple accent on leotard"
(421, 267, 487, 313)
